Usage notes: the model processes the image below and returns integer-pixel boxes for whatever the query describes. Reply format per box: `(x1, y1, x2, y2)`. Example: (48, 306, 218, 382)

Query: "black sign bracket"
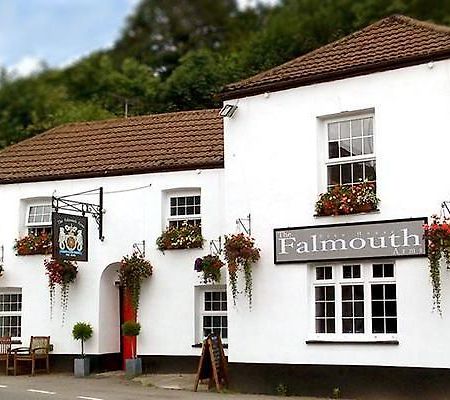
(52, 187, 104, 241)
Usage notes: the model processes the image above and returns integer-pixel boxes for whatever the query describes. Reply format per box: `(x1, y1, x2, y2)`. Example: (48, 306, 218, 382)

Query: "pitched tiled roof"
(0, 109, 223, 184)
(222, 15, 450, 99)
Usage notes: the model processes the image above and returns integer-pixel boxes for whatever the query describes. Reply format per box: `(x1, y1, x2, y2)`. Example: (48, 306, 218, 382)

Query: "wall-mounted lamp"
(219, 104, 238, 118)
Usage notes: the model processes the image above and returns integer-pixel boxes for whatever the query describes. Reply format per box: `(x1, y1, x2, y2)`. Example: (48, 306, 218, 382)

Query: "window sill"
(192, 343, 228, 349)
(306, 339, 398, 345)
(314, 209, 380, 218)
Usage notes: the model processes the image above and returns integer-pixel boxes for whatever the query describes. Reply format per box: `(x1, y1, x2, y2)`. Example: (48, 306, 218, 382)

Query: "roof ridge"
(391, 14, 450, 34)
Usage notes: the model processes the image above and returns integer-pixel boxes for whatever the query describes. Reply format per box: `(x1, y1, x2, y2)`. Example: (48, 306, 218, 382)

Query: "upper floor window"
(26, 204, 52, 235)
(312, 262, 396, 338)
(168, 194, 201, 228)
(326, 116, 375, 189)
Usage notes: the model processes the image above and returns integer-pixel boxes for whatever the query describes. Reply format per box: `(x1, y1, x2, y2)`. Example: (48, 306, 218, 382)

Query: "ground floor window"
(197, 286, 227, 343)
(312, 262, 396, 337)
(0, 289, 22, 338)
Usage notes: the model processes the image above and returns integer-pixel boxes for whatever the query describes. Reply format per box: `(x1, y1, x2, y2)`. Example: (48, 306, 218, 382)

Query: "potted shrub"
(156, 222, 203, 252)
(224, 233, 260, 308)
(122, 320, 142, 377)
(72, 322, 93, 377)
(194, 255, 224, 284)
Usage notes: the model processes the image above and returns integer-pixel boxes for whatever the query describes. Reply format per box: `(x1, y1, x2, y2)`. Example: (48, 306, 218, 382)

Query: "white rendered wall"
(0, 168, 224, 356)
(223, 59, 450, 369)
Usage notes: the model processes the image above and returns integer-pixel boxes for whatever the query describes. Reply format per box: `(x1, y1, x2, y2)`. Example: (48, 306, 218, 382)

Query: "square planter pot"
(125, 358, 142, 377)
(74, 357, 90, 378)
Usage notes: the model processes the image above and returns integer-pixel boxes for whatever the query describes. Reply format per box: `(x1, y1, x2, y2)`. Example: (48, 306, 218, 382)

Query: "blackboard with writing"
(194, 333, 228, 391)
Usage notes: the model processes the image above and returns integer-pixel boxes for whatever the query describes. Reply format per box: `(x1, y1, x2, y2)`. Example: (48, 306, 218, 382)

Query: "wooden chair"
(9, 336, 50, 376)
(0, 336, 11, 375)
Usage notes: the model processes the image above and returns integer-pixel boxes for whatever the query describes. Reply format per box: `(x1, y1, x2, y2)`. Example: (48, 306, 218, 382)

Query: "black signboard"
(194, 333, 228, 391)
(52, 212, 88, 262)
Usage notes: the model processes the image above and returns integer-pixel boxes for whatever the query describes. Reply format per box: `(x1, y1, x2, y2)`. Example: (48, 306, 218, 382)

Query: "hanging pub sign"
(52, 212, 88, 262)
(274, 218, 427, 264)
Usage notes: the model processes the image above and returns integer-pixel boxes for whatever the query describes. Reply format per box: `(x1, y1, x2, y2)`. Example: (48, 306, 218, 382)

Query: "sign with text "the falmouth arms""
(274, 218, 427, 264)
(52, 212, 88, 262)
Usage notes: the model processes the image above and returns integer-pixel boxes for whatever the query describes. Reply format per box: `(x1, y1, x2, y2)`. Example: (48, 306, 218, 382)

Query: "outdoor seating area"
(0, 336, 50, 376)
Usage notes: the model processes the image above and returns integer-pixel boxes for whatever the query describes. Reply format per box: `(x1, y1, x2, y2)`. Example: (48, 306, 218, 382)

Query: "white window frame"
(195, 286, 228, 344)
(166, 189, 201, 228)
(309, 261, 397, 342)
(0, 288, 22, 340)
(25, 202, 52, 232)
(319, 111, 376, 191)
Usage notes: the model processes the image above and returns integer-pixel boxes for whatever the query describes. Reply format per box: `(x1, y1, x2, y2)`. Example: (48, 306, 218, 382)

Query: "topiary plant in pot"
(122, 320, 142, 377)
(72, 322, 93, 377)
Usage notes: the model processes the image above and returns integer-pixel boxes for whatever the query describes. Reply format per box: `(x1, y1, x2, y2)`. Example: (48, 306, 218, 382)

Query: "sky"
(0, 0, 277, 77)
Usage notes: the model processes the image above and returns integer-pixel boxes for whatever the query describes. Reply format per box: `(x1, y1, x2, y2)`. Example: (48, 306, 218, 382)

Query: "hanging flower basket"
(156, 223, 203, 252)
(194, 255, 224, 284)
(315, 182, 379, 216)
(14, 233, 52, 255)
(224, 233, 260, 308)
(44, 258, 78, 323)
(118, 252, 153, 312)
(423, 215, 450, 312)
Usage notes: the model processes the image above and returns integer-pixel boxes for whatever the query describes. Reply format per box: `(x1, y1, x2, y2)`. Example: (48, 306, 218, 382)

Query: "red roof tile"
(0, 109, 223, 184)
(222, 15, 450, 99)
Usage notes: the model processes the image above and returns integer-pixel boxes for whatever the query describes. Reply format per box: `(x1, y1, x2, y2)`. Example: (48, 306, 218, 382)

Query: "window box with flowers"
(315, 182, 379, 217)
(156, 222, 203, 252)
(14, 233, 52, 256)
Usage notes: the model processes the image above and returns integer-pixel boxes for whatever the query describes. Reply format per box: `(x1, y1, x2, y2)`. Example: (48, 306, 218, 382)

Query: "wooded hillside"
(1, 0, 448, 148)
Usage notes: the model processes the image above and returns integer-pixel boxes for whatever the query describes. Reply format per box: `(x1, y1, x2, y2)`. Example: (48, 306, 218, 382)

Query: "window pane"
(354, 301, 364, 317)
(315, 287, 325, 301)
(386, 318, 397, 333)
(316, 319, 325, 333)
(326, 302, 335, 317)
(324, 267, 332, 280)
(328, 142, 339, 159)
(363, 136, 374, 154)
(385, 301, 397, 317)
(316, 267, 324, 280)
(340, 122, 350, 139)
(351, 119, 363, 137)
(343, 266, 352, 279)
(339, 140, 351, 158)
(325, 286, 335, 301)
(316, 303, 325, 317)
(384, 264, 394, 277)
(364, 161, 376, 181)
(352, 138, 363, 156)
(372, 301, 384, 317)
(342, 319, 353, 333)
(371, 284, 383, 300)
(363, 118, 373, 136)
(342, 302, 352, 317)
(352, 162, 363, 183)
(353, 265, 361, 278)
(328, 123, 339, 140)
(341, 163, 351, 184)
(342, 286, 352, 300)
(372, 318, 384, 333)
(328, 165, 340, 186)
(355, 318, 364, 333)
(326, 319, 335, 333)
(373, 264, 383, 278)
(354, 285, 364, 300)
(385, 284, 396, 299)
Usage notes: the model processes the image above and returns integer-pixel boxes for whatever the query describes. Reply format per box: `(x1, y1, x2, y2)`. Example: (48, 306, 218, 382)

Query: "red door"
(120, 288, 137, 369)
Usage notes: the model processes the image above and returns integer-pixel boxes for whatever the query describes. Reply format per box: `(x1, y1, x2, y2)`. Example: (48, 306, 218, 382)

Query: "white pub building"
(1, 15, 450, 398)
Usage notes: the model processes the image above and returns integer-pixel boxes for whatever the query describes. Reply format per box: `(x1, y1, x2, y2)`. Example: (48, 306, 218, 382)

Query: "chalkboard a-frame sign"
(194, 333, 229, 392)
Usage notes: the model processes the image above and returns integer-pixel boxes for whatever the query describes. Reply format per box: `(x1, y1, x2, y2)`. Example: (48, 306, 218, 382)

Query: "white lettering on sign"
(274, 219, 426, 263)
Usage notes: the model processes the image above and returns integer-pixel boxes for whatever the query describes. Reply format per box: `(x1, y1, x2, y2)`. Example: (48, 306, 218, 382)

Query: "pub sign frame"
(52, 212, 88, 262)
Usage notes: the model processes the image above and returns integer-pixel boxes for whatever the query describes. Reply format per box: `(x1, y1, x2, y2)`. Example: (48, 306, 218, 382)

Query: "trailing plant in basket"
(194, 255, 224, 284)
(118, 252, 153, 312)
(423, 215, 450, 312)
(315, 182, 379, 216)
(156, 222, 203, 252)
(224, 233, 260, 308)
(44, 258, 78, 322)
(14, 232, 52, 255)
